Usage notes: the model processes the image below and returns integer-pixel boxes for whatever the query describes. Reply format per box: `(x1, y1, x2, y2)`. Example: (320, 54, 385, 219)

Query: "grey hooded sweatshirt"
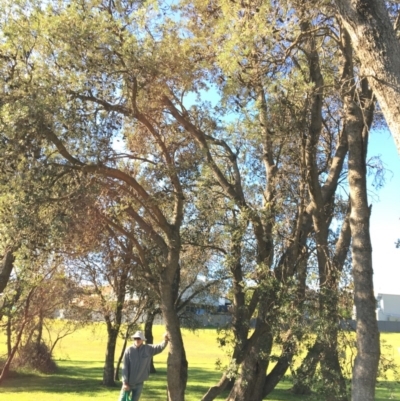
(122, 341, 168, 386)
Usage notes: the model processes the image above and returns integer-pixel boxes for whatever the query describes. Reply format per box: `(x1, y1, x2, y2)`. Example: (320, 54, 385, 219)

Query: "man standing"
(119, 330, 169, 401)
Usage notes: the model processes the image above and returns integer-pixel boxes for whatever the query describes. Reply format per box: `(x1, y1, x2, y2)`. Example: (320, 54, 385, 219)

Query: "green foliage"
(376, 339, 400, 399)
(291, 332, 400, 401)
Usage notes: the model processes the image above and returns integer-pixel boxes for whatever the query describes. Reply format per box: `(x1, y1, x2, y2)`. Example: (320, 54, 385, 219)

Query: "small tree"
(0, 258, 86, 382)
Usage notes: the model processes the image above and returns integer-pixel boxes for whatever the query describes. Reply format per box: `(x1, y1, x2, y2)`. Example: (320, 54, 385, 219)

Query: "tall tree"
(179, 2, 355, 399)
(340, 26, 381, 401)
(0, 1, 207, 398)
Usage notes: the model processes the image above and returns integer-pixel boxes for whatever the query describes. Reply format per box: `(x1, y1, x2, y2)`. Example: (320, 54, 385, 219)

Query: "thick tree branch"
(0, 247, 16, 294)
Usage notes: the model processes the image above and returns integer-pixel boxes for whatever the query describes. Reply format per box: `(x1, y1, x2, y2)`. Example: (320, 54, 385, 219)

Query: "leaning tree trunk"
(115, 326, 131, 382)
(334, 0, 400, 154)
(225, 328, 273, 401)
(0, 247, 16, 295)
(345, 87, 380, 401)
(225, 292, 275, 401)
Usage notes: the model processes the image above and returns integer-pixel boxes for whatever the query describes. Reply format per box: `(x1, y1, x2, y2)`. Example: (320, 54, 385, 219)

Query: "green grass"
(0, 325, 399, 400)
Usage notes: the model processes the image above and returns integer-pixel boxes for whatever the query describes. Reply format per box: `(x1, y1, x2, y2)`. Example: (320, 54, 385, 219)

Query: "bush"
(14, 342, 57, 374)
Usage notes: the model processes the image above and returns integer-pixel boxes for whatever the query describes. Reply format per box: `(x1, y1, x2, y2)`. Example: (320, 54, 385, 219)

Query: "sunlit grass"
(0, 323, 399, 400)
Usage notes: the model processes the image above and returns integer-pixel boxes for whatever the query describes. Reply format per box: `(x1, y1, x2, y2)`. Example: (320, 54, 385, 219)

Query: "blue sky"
(367, 129, 400, 295)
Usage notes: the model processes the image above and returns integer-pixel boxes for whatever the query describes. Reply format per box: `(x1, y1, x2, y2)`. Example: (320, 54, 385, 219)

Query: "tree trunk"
(262, 337, 296, 397)
(345, 84, 380, 401)
(160, 270, 188, 401)
(336, 24, 381, 401)
(225, 302, 273, 401)
(291, 292, 347, 399)
(115, 327, 130, 382)
(144, 307, 158, 373)
(226, 342, 268, 401)
(103, 323, 118, 387)
(163, 310, 187, 401)
(201, 374, 232, 401)
(6, 316, 12, 357)
(103, 261, 128, 387)
(292, 207, 351, 397)
(0, 248, 15, 294)
(36, 310, 44, 347)
(334, 0, 400, 154)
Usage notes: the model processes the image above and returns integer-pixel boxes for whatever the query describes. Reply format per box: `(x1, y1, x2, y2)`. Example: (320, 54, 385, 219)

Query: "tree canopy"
(1, 0, 399, 400)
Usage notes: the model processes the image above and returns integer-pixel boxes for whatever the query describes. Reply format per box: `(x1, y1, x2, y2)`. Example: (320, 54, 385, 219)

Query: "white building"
(376, 293, 400, 321)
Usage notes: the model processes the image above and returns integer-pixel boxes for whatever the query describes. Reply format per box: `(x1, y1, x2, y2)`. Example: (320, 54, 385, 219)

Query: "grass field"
(0, 324, 400, 400)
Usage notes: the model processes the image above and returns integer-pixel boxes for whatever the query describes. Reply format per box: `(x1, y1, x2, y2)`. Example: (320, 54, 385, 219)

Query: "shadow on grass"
(1, 362, 399, 401)
(375, 380, 400, 401)
(146, 368, 306, 401)
(146, 367, 218, 399)
(0, 360, 117, 395)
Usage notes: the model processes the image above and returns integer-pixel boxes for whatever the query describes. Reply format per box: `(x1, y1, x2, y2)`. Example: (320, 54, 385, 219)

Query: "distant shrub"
(14, 342, 57, 374)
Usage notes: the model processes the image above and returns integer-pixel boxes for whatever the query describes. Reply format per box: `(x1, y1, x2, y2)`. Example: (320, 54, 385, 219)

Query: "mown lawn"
(0, 324, 399, 400)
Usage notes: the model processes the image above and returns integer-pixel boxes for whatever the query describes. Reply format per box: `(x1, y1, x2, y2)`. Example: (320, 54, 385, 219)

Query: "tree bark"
(225, 328, 273, 401)
(262, 336, 296, 396)
(201, 374, 232, 401)
(162, 300, 188, 401)
(103, 325, 119, 387)
(160, 259, 188, 401)
(336, 24, 381, 401)
(345, 82, 380, 401)
(334, 0, 400, 154)
(144, 307, 159, 374)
